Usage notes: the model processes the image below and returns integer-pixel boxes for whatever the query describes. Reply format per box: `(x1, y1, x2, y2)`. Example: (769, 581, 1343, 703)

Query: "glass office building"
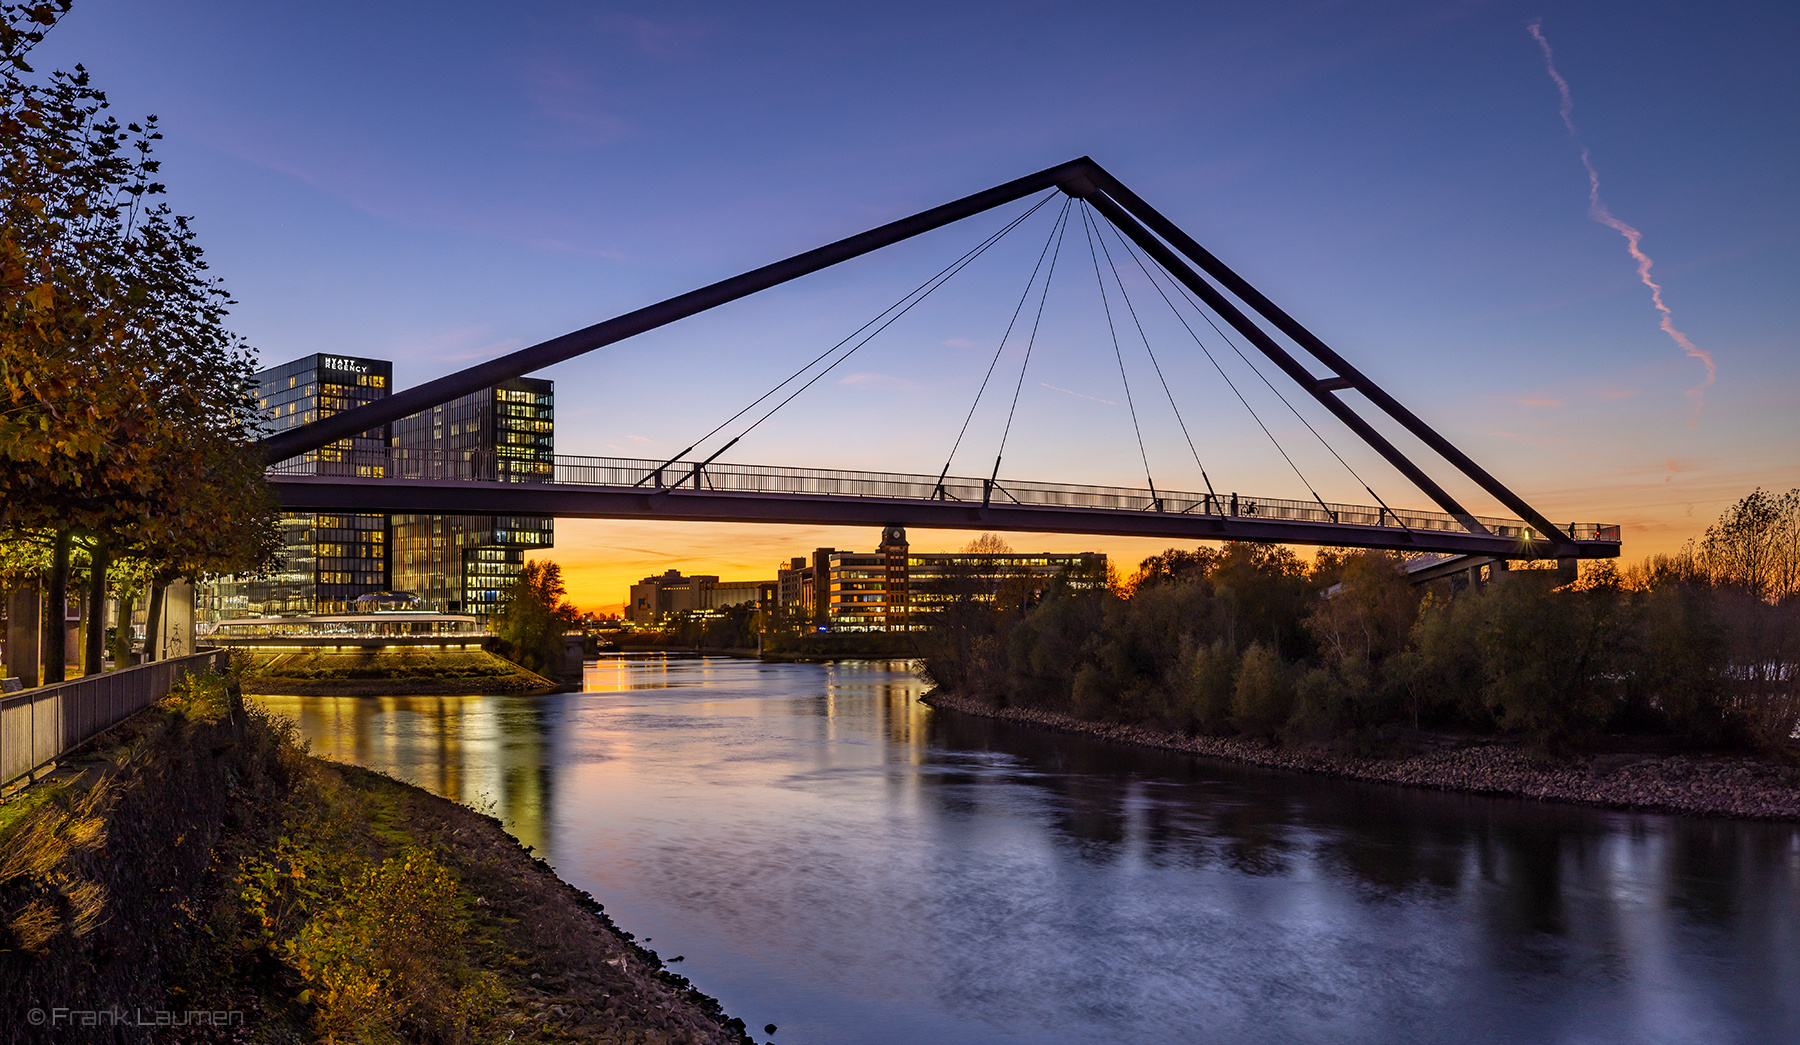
(390, 378, 555, 618)
(202, 361, 557, 622)
(257, 353, 392, 475)
(203, 355, 393, 619)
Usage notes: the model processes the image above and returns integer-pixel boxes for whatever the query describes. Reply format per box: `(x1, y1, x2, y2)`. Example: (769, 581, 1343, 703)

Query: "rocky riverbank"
(923, 692, 1800, 821)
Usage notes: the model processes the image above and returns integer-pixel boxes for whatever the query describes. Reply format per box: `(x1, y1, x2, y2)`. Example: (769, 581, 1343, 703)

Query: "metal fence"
(0, 648, 229, 789)
(270, 448, 1623, 544)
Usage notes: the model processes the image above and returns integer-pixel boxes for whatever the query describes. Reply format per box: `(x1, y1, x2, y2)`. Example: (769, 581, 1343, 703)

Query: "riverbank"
(0, 671, 750, 1044)
(239, 647, 557, 696)
(923, 692, 1800, 821)
(270, 760, 753, 1044)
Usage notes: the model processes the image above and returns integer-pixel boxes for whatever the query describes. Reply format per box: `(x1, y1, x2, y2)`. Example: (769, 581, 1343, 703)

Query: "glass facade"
(391, 377, 553, 481)
(389, 377, 556, 619)
(388, 515, 553, 616)
(202, 359, 559, 623)
(204, 355, 393, 619)
(256, 354, 392, 476)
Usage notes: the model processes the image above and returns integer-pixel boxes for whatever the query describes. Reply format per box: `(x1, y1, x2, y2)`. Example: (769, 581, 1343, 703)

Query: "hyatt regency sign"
(322, 355, 372, 374)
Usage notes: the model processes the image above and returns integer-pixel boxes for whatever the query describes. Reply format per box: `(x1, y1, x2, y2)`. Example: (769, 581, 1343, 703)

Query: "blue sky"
(35, 1, 1800, 607)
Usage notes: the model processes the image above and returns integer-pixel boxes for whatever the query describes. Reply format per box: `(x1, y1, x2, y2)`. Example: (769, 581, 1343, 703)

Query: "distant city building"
(390, 377, 556, 618)
(774, 527, 1107, 632)
(627, 571, 771, 625)
(201, 359, 557, 621)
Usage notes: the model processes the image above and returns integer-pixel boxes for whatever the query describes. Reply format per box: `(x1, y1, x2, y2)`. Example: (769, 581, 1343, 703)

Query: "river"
(254, 656, 1800, 1045)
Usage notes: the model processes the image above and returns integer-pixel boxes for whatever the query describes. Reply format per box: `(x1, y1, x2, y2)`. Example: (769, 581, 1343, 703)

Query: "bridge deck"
(269, 451, 1619, 559)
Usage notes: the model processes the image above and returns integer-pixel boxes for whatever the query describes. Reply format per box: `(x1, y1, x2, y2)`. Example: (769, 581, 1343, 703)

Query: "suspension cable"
(721, 192, 1053, 451)
(1095, 212, 1330, 516)
(990, 198, 1073, 488)
(1084, 202, 1217, 504)
(1079, 203, 1157, 505)
(1115, 222, 1408, 527)
(934, 195, 1071, 497)
(643, 190, 1058, 484)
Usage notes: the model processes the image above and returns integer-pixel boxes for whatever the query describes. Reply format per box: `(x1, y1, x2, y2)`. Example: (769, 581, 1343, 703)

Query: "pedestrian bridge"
(270, 449, 1620, 560)
(261, 156, 1624, 567)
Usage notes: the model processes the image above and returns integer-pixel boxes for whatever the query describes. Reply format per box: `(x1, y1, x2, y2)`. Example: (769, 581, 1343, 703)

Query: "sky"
(32, 0, 1800, 612)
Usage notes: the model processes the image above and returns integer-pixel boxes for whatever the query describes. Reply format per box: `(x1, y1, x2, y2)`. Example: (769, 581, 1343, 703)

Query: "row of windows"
(314, 544, 384, 559)
(310, 515, 386, 531)
(259, 383, 314, 407)
(316, 572, 382, 586)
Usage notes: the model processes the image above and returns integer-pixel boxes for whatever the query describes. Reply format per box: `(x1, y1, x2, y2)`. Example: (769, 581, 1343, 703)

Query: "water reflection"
(257, 658, 1800, 1045)
(254, 693, 556, 855)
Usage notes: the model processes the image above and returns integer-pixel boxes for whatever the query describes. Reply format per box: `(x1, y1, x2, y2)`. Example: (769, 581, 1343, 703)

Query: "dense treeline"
(921, 489, 1800, 756)
(2, 2, 279, 681)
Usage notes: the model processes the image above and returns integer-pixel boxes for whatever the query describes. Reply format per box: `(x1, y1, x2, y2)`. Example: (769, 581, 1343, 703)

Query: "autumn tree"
(1304, 550, 1420, 672)
(1, 1, 278, 679)
(1700, 487, 1800, 603)
(492, 560, 579, 675)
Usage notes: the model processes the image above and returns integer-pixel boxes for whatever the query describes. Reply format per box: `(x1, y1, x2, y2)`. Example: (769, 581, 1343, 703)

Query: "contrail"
(1528, 19, 1714, 423)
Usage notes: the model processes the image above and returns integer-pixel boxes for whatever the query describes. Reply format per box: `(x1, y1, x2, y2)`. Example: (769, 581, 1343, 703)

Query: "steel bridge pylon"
(259, 157, 1620, 565)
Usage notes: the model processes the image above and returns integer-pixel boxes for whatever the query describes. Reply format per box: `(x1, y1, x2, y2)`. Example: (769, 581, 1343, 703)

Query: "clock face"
(883, 526, 906, 545)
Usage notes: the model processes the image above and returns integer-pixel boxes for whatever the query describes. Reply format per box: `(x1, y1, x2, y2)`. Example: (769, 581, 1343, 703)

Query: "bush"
(1231, 642, 1294, 738)
(237, 772, 504, 1044)
(1179, 638, 1239, 734)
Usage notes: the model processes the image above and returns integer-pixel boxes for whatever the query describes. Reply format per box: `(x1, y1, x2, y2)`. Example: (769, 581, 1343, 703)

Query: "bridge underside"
(271, 475, 1619, 561)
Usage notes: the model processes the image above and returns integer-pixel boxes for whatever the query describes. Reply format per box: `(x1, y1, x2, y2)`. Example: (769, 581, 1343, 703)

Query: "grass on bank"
(1, 668, 750, 1044)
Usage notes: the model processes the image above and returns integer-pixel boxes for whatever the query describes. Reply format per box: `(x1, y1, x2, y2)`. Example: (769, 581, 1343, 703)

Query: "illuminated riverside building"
(204, 354, 393, 618)
(389, 378, 556, 618)
(388, 516, 553, 617)
(201, 361, 557, 621)
(773, 527, 1107, 632)
(390, 377, 555, 481)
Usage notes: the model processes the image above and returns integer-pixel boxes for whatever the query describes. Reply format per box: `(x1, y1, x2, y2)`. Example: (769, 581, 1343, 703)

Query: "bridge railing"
(267, 449, 1620, 544)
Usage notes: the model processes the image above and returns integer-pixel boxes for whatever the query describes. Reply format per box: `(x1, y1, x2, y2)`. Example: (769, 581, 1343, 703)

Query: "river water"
(255, 656, 1800, 1045)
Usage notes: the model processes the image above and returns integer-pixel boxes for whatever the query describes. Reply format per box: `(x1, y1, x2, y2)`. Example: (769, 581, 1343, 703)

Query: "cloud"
(594, 13, 712, 60)
(1529, 20, 1716, 425)
(518, 57, 634, 148)
(1039, 382, 1115, 405)
(446, 337, 525, 363)
(383, 324, 524, 367)
(839, 372, 921, 391)
(1511, 396, 1565, 410)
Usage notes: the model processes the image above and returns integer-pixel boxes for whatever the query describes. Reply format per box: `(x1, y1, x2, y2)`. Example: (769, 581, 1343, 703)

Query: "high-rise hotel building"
(201, 359, 555, 621)
(205, 354, 393, 618)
